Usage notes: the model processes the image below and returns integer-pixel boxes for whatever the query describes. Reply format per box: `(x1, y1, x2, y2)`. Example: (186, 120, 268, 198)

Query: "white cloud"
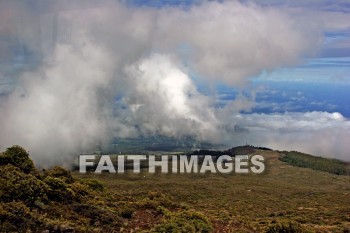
(0, 1, 344, 165)
(154, 1, 320, 85)
(123, 54, 220, 141)
(228, 112, 350, 161)
(0, 42, 119, 165)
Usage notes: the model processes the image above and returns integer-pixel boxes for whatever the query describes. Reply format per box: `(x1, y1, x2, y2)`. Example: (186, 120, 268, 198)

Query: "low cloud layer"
(0, 1, 349, 165)
(229, 112, 350, 161)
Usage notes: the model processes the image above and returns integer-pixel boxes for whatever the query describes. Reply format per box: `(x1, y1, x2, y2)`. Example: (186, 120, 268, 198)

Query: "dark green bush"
(44, 176, 74, 202)
(152, 210, 213, 233)
(137, 191, 179, 210)
(0, 201, 43, 232)
(44, 166, 75, 183)
(71, 203, 122, 227)
(69, 182, 91, 202)
(119, 207, 134, 219)
(0, 145, 35, 173)
(0, 164, 48, 206)
(80, 179, 105, 192)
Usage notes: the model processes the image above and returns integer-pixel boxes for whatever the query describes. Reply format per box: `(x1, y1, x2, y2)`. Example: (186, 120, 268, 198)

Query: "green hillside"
(279, 151, 350, 176)
(1, 146, 350, 232)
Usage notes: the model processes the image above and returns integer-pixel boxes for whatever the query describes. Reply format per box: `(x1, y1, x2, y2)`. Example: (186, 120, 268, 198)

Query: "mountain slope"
(1, 146, 349, 232)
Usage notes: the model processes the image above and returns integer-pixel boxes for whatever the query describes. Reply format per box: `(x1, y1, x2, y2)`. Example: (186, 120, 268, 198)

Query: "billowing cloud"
(228, 112, 350, 161)
(0, 0, 345, 165)
(0, 42, 118, 165)
(124, 54, 221, 141)
(154, 1, 320, 85)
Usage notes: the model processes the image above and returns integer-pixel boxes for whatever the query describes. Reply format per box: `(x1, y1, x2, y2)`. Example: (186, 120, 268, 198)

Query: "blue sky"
(247, 29, 350, 117)
(248, 27, 350, 117)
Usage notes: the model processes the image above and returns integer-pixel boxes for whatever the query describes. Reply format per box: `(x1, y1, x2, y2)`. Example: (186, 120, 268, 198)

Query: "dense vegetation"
(191, 145, 272, 157)
(105, 135, 217, 154)
(0, 146, 213, 232)
(279, 151, 350, 176)
(0, 146, 123, 232)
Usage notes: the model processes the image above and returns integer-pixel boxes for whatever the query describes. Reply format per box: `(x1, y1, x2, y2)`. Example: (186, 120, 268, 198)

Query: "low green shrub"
(44, 176, 74, 202)
(152, 210, 213, 233)
(266, 221, 306, 233)
(71, 203, 122, 227)
(0, 145, 35, 173)
(80, 178, 105, 192)
(119, 206, 134, 219)
(137, 191, 179, 210)
(0, 201, 43, 232)
(44, 166, 75, 183)
(0, 164, 48, 206)
(69, 182, 91, 202)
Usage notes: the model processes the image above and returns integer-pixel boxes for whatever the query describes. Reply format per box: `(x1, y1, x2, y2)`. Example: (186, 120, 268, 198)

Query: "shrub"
(44, 176, 74, 202)
(0, 145, 119, 232)
(137, 191, 179, 210)
(69, 182, 91, 202)
(44, 166, 75, 183)
(71, 203, 122, 227)
(0, 145, 35, 173)
(0, 201, 43, 231)
(119, 206, 134, 219)
(152, 210, 213, 233)
(80, 179, 105, 192)
(0, 164, 48, 206)
(266, 221, 306, 233)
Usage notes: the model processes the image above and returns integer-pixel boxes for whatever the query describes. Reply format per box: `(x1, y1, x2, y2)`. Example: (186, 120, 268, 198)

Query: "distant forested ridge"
(190, 145, 272, 157)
